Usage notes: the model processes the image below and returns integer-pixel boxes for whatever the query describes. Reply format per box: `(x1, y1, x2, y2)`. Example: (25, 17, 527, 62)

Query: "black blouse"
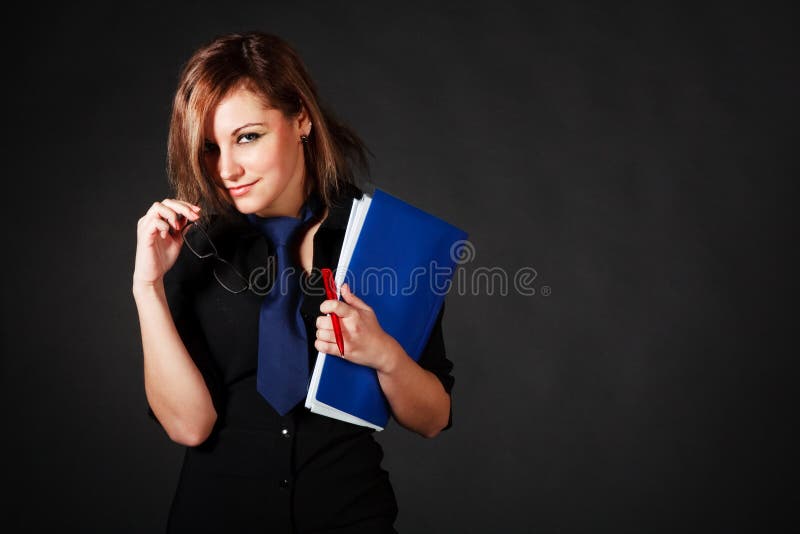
(147, 183, 455, 533)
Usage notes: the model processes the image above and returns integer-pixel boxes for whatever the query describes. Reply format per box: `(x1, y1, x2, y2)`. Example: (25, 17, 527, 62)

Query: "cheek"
(251, 138, 295, 175)
(276, 139, 302, 177)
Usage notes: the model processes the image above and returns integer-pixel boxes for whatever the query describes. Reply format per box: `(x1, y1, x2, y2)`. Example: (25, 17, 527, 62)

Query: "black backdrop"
(3, 2, 796, 533)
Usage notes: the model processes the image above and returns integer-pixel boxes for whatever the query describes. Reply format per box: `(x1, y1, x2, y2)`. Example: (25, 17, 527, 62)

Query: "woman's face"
(203, 85, 310, 218)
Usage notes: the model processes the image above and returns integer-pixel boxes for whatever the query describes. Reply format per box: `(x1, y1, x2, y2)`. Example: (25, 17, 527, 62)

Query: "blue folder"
(305, 189, 468, 430)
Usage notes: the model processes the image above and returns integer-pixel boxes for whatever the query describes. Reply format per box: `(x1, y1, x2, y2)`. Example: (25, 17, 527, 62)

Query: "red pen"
(320, 268, 345, 356)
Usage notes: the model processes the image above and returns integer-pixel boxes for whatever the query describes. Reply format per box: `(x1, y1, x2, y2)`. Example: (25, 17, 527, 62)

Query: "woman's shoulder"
(320, 181, 366, 231)
(333, 181, 365, 202)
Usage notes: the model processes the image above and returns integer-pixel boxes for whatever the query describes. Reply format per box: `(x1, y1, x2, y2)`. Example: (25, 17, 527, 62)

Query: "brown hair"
(166, 31, 371, 221)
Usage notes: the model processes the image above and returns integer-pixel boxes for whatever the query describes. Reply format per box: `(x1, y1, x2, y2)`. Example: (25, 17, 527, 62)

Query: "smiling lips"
(228, 179, 259, 197)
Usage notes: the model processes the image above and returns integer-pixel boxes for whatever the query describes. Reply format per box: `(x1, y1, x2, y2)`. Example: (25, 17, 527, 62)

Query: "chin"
(231, 196, 274, 216)
(232, 201, 264, 215)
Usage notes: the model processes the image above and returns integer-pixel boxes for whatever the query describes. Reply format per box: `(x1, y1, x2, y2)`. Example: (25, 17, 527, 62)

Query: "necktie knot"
(246, 199, 317, 249)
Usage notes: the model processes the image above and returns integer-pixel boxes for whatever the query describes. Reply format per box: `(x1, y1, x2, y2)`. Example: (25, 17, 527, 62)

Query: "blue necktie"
(246, 198, 318, 415)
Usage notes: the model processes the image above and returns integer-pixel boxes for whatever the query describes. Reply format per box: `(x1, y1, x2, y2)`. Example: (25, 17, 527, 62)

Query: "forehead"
(204, 86, 277, 137)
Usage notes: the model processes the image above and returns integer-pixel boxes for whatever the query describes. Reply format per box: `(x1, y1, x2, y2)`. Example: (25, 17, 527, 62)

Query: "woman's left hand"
(316, 283, 398, 371)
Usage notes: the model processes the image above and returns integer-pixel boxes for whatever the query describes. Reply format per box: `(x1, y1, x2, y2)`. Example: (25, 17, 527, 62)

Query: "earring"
(300, 134, 308, 144)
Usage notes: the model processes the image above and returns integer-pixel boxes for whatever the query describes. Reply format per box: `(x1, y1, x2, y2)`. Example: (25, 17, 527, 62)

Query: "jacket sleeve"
(415, 302, 455, 431)
(146, 246, 226, 428)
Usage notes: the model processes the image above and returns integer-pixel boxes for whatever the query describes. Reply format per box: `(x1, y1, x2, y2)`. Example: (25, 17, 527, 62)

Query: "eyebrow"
(230, 122, 265, 136)
(205, 122, 266, 144)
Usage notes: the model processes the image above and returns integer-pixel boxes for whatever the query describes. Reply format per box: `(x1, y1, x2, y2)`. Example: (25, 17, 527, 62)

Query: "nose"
(217, 147, 244, 182)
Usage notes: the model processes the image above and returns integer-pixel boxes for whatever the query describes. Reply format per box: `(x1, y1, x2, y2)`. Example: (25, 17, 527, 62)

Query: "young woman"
(132, 31, 454, 533)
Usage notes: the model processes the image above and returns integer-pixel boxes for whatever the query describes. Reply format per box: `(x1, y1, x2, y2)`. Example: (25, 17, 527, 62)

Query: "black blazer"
(148, 183, 455, 533)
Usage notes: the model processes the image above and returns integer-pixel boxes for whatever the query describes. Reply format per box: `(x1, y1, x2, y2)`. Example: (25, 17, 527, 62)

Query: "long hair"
(167, 31, 371, 221)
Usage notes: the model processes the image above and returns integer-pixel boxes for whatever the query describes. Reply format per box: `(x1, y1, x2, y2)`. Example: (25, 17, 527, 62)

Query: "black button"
(281, 428, 291, 438)
(279, 479, 289, 490)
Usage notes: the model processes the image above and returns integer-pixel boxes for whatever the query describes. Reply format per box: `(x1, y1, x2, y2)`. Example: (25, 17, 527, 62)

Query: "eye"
(203, 141, 218, 154)
(237, 132, 261, 144)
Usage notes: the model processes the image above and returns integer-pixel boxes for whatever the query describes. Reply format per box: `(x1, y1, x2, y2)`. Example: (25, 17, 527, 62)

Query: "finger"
(161, 199, 200, 231)
(314, 338, 341, 357)
(149, 218, 171, 240)
(316, 315, 332, 329)
(147, 202, 188, 232)
(173, 199, 202, 212)
(162, 198, 202, 221)
(320, 299, 352, 317)
(340, 283, 371, 311)
(316, 329, 334, 343)
(163, 198, 201, 211)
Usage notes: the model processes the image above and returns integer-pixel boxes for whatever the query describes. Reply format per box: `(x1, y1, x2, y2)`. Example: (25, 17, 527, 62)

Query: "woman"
(132, 31, 454, 533)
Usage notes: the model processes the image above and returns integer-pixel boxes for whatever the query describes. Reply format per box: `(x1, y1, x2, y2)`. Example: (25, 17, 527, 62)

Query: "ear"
(294, 103, 312, 136)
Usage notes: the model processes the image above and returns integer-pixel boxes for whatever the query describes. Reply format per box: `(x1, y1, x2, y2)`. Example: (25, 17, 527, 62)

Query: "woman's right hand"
(133, 198, 201, 290)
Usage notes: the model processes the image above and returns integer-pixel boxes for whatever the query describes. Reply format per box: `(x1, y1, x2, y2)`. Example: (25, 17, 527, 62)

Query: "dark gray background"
(3, 1, 796, 532)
